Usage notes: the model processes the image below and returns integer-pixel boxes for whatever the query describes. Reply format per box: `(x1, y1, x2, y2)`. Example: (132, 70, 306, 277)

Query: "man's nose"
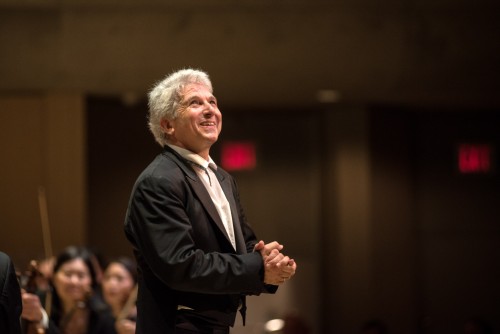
(203, 102, 216, 113)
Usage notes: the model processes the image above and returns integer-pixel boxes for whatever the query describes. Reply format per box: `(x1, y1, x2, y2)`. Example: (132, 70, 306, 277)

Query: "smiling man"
(124, 68, 297, 334)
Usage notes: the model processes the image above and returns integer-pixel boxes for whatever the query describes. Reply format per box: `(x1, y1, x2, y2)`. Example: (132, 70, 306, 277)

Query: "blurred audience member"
(102, 257, 137, 334)
(21, 246, 117, 334)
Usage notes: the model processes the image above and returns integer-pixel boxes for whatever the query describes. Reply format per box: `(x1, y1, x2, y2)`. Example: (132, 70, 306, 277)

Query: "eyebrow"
(184, 93, 217, 103)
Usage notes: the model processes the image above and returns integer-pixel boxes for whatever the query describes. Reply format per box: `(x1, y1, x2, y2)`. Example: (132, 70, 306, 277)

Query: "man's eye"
(190, 100, 201, 105)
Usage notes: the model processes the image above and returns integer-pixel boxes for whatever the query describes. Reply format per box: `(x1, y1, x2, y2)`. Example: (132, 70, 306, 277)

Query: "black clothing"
(0, 251, 22, 334)
(47, 295, 116, 334)
(125, 146, 277, 334)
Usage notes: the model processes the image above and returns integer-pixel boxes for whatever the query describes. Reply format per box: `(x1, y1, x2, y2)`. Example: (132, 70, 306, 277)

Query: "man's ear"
(160, 118, 174, 136)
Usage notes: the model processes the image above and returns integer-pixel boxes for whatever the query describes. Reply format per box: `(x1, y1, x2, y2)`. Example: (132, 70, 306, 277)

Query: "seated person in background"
(0, 251, 22, 334)
(102, 257, 137, 334)
(21, 246, 117, 334)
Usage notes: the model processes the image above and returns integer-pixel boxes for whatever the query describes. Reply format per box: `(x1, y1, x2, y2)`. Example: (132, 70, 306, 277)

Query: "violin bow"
(37, 186, 53, 316)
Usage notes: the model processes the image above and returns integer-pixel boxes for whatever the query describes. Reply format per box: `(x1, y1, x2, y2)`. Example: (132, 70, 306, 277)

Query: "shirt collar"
(167, 144, 217, 170)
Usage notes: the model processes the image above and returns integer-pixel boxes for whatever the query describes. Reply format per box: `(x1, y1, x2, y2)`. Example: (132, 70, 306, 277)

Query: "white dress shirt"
(168, 145, 236, 250)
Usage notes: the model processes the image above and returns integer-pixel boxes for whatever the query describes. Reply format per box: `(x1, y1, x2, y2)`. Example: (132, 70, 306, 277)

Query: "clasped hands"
(254, 240, 297, 285)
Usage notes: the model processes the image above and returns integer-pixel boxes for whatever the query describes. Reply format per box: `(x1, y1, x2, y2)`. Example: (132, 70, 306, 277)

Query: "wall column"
(0, 93, 86, 266)
(321, 106, 373, 333)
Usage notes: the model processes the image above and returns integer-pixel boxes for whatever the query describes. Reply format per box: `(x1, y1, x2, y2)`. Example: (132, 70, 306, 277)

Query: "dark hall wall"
(369, 108, 500, 333)
(1, 1, 499, 108)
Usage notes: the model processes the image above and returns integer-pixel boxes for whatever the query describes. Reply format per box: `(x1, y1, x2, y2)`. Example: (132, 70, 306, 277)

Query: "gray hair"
(148, 68, 213, 146)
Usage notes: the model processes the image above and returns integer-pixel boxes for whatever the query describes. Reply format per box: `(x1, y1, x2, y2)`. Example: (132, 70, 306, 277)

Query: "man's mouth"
(201, 121, 216, 126)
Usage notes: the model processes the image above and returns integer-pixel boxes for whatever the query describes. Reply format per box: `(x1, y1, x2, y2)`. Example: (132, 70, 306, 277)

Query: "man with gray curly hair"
(148, 69, 213, 147)
(124, 68, 297, 334)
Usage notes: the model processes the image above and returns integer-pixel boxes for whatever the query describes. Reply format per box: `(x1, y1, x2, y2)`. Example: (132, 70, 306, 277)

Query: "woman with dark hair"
(22, 246, 117, 334)
(102, 257, 137, 334)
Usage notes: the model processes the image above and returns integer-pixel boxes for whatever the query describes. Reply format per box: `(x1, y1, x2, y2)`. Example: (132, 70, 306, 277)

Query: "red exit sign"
(457, 144, 493, 174)
(221, 141, 256, 171)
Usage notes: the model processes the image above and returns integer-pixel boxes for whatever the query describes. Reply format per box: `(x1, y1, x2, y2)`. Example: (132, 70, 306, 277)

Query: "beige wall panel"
(0, 94, 86, 268)
(43, 93, 87, 254)
(0, 96, 46, 267)
(322, 108, 373, 333)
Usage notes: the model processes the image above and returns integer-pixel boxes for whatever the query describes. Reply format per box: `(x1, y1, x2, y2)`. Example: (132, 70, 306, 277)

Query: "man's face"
(163, 83, 222, 159)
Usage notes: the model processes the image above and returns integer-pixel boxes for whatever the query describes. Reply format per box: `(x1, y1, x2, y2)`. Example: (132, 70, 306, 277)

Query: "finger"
(253, 240, 265, 252)
(280, 266, 295, 275)
(264, 249, 281, 262)
(264, 241, 283, 252)
(281, 266, 295, 276)
(270, 256, 290, 268)
(266, 253, 285, 266)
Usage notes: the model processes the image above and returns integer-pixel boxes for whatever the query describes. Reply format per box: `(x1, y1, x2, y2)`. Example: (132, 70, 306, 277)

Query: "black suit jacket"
(0, 251, 22, 334)
(124, 146, 276, 334)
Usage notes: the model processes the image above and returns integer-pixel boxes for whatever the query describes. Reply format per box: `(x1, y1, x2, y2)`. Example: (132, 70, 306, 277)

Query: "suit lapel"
(163, 147, 234, 247)
(186, 177, 231, 242)
(216, 171, 247, 254)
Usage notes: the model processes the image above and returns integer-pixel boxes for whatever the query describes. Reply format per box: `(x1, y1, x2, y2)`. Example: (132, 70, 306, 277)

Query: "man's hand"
(254, 240, 282, 261)
(263, 256, 296, 285)
(254, 240, 297, 285)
